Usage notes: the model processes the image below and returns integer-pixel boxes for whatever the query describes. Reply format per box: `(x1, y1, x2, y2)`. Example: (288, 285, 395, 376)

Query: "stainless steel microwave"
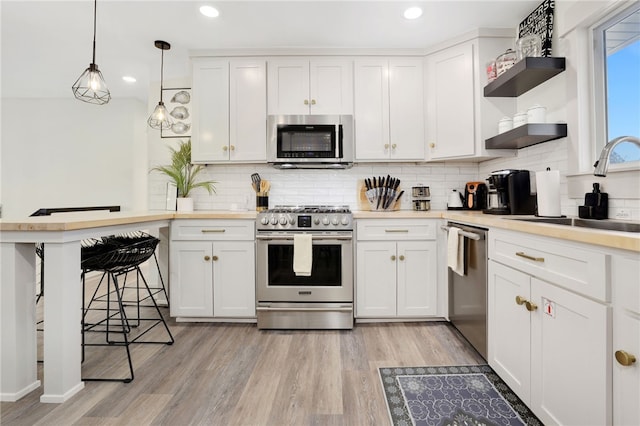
(267, 115, 354, 169)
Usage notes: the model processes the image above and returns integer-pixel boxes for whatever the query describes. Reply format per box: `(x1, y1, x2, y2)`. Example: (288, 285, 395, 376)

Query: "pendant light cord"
(159, 48, 164, 102)
(92, 0, 97, 65)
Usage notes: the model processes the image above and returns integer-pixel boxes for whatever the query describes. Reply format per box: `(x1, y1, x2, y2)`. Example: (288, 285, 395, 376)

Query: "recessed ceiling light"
(404, 7, 423, 20)
(200, 5, 219, 18)
(122, 76, 137, 83)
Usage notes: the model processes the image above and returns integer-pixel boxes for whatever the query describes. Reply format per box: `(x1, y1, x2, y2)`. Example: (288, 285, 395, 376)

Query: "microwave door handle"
(338, 124, 343, 158)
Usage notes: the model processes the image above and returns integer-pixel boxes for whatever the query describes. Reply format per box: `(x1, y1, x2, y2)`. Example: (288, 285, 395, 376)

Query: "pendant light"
(147, 40, 173, 130)
(72, 0, 111, 105)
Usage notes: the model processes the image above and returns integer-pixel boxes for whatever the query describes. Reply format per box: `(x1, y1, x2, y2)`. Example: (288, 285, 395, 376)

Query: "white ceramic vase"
(176, 197, 194, 212)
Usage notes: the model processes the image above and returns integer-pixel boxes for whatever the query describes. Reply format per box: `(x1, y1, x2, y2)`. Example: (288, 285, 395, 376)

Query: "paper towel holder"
(535, 167, 566, 218)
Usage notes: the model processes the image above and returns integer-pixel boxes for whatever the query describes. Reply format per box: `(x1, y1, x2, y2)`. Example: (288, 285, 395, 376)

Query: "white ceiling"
(1, 0, 540, 102)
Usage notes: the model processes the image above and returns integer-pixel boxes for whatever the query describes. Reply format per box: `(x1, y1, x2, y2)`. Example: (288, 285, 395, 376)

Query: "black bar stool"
(81, 233, 174, 383)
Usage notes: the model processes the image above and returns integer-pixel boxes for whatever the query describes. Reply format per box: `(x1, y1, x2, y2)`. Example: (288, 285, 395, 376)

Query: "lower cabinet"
(488, 230, 611, 425)
(170, 220, 255, 319)
(355, 219, 437, 318)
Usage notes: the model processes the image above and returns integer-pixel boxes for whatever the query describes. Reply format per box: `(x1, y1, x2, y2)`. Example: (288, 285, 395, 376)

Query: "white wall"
(0, 98, 147, 219)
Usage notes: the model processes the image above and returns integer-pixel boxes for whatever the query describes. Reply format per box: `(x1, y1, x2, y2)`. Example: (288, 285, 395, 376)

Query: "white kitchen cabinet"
(488, 229, 611, 425)
(191, 58, 266, 163)
(170, 220, 256, 319)
(354, 58, 425, 161)
(355, 219, 437, 318)
(612, 253, 640, 426)
(425, 32, 515, 160)
(267, 58, 353, 115)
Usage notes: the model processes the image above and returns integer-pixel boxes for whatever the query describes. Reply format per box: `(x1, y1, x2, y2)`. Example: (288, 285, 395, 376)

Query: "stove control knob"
(279, 216, 288, 225)
(314, 217, 321, 225)
(260, 216, 270, 225)
(270, 216, 278, 225)
(331, 216, 339, 226)
(341, 216, 350, 226)
(322, 216, 330, 225)
(289, 217, 296, 225)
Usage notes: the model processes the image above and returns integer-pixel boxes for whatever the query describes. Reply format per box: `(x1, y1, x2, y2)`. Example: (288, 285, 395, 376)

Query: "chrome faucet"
(593, 135, 640, 177)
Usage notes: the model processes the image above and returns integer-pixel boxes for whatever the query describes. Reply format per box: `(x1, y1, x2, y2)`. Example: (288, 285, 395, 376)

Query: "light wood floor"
(2, 278, 484, 425)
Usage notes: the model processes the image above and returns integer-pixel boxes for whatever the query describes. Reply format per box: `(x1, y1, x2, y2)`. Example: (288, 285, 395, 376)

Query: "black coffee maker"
(483, 169, 536, 215)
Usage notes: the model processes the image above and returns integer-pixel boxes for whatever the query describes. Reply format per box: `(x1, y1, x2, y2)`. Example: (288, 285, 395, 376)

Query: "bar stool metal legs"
(81, 234, 173, 383)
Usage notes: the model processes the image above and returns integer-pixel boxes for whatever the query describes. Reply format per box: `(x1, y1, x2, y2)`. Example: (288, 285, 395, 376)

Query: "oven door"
(256, 233, 353, 303)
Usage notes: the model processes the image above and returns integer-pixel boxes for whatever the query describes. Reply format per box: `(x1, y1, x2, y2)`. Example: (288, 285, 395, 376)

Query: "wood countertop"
(1, 209, 638, 252)
(0, 210, 256, 232)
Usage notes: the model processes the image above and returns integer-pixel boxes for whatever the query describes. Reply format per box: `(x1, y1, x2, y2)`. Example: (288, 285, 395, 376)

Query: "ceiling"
(1, 0, 540, 102)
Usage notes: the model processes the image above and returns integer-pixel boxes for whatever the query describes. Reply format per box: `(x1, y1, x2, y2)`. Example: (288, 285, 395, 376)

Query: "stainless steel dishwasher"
(444, 222, 488, 360)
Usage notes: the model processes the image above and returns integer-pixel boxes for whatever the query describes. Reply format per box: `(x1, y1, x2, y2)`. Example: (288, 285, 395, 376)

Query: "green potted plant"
(151, 139, 216, 212)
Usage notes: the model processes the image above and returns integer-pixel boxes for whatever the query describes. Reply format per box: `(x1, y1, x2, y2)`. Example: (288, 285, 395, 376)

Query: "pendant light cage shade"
(72, 64, 111, 105)
(72, 0, 110, 105)
(148, 40, 173, 130)
(147, 101, 173, 130)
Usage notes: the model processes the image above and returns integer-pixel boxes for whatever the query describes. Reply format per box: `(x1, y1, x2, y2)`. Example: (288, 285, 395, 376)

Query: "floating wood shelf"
(485, 123, 567, 150)
(484, 57, 566, 97)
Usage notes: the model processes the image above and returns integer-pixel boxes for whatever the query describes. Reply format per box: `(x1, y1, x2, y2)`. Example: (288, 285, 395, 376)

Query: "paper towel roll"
(536, 169, 561, 217)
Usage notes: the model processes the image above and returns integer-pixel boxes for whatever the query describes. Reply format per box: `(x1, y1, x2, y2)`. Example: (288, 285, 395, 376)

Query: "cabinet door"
(530, 277, 610, 426)
(397, 241, 437, 316)
(170, 241, 213, 317)
(487, 260, 531, 404)
(191, 59, 230, 162)
(229, 59, 267, 162)
(614, 306, 640, 425)
(309, 60, 353, 115)
(267, 59, 310, 115)
(613, 255, 640, 426)
(354, 59, 390, 160)
(389, 59, 426, 160)
(213, 241, 256, 317)
(426, 42, 475, 159)
(356, 241, 397, 317)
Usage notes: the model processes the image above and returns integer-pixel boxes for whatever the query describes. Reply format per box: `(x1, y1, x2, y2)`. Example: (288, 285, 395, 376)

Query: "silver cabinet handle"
(516, 251, 544, 262)
(201, 229, 226, 233)
(385, 229, 409, 233)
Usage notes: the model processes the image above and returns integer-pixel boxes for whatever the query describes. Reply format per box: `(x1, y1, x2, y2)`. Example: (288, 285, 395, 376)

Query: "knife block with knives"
(359, 175, 404, 211)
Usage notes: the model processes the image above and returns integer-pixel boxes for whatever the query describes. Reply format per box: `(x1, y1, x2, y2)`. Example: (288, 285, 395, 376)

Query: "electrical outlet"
(615, 209, 631, 219)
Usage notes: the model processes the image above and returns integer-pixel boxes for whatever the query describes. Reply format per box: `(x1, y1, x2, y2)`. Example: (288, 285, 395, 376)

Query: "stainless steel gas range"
(255, 206, 353, 329)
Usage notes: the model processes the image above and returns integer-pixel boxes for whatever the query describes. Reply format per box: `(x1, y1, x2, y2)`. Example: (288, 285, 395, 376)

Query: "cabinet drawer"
(171, 219, 255, 241)
(356, 219, 436, 241)
(489, 229, 609, 301)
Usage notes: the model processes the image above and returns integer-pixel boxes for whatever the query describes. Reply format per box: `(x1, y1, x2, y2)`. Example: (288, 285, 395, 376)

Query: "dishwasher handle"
(441, 225, 484, 241)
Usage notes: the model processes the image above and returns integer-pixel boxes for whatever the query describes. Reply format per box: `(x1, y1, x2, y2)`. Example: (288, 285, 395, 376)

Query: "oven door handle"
(256, 235, 352, 241)
(256, 306, 353, 312)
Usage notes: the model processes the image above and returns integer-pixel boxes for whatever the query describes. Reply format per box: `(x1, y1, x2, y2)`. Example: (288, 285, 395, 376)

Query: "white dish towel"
(447, 227, 465, 276)
(293, 233, 313, 276)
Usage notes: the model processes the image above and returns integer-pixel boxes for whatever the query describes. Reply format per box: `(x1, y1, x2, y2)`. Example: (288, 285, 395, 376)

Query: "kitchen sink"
(509, 217, 640, 233)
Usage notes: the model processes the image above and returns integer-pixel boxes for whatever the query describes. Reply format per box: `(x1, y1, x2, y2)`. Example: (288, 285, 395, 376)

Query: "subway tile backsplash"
(149, 162, 481, 212)
(149, 137, 639, 219)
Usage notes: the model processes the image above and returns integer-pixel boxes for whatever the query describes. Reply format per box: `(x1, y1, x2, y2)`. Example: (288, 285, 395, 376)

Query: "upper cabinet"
(354, 58, 425, 161)
(267, 58, 353, 115)
(191, 58, 267, 163)
(425, 33, 516, 160)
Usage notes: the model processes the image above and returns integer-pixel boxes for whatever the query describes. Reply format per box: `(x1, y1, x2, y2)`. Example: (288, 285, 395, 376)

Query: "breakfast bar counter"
(0, 212, 173, 403)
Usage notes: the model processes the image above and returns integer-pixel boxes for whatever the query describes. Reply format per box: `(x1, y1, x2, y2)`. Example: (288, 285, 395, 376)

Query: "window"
(593, 4, 640, 167)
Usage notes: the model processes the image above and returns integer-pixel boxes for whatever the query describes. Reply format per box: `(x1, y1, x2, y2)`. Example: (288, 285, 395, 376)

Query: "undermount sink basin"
(509, 217, 640, 233)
